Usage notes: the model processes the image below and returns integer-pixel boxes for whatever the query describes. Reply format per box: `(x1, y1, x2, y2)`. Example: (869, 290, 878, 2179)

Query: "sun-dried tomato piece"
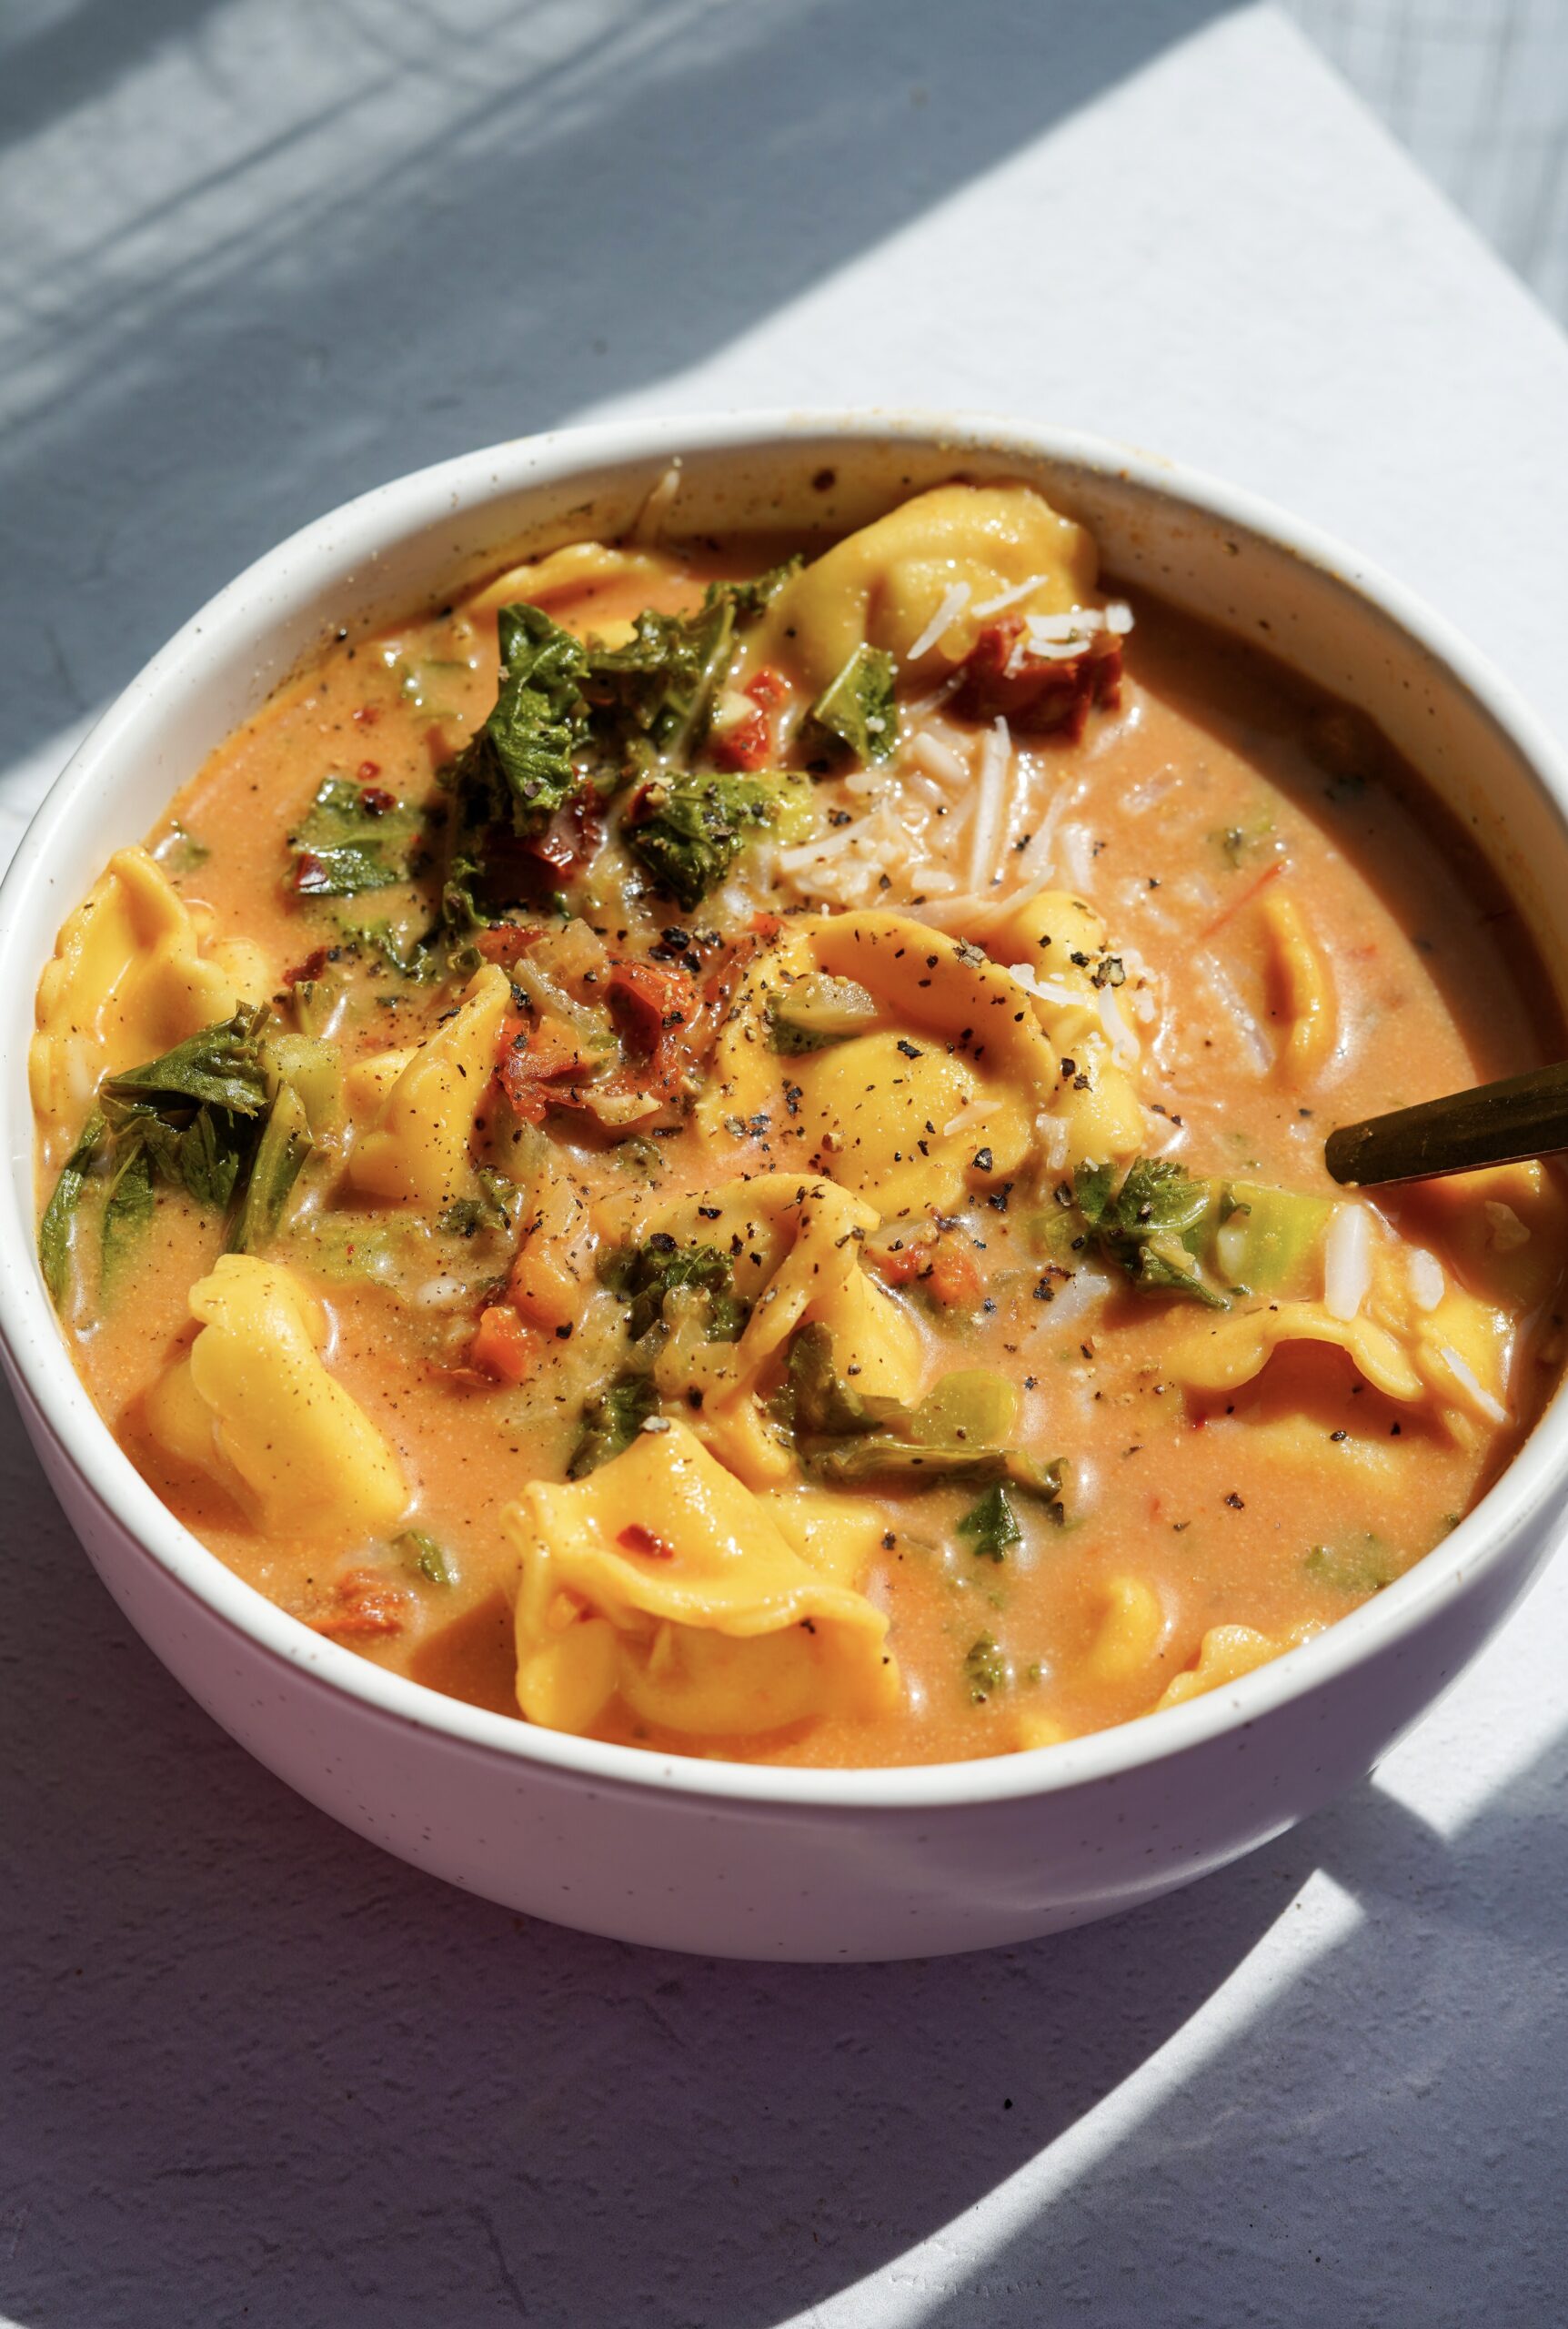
(953, 620, 1122, 741)
(307, 1569, 410, 1640)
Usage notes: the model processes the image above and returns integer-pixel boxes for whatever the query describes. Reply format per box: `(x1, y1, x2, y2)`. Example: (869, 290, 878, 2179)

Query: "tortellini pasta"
(618, 1174, 923, 1485)
(31, 846, 270, 1131)
(752, 481, 1098, 695)
(1261, 887, 1336, 1085)
(472, 540, 683, 645)
(145, 1255, 408, 1543)
(1156, 1623, 1319, 1711)
(508, 1419, 899, 1737)
(981, 889, 1147, 1163)
(1166, 1202, 1516, 1434)
(348, 963, 510, 1209)
(700, 911, 1060, 1215)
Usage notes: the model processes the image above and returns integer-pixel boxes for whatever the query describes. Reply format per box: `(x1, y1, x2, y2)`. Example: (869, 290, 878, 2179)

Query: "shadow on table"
(6, 1396, 1566, 2328)
(0, 0, 1236, 770)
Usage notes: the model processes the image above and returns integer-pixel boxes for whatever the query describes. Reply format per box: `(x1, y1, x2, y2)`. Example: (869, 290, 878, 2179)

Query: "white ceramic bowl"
(5, 412, 1568, 1962)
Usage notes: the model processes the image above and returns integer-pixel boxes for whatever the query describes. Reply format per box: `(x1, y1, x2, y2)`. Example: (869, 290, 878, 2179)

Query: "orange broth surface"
(34, 487, 1568, 1768)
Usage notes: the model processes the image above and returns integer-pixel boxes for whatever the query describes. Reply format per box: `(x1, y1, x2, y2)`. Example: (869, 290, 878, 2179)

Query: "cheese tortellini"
(1166, 1200, 1516, 1434)
(613, 1174, 923, 1486)
(145, 1255, 408, 1543)
(700, 910, 1060, 1214)
(31, 846, 270, 1131)
(752, 481, 1098, 695)
(348, 963, 510, 1209)
(508, 1420, 899, 1738)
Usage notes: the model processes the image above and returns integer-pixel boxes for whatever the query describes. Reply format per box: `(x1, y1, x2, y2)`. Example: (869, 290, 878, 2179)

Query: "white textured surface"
(5, 4, 1568, 2321)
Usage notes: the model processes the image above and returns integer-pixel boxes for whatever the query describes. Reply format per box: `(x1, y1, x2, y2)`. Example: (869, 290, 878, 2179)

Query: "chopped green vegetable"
(963, 1634, 1010, 1704)
(624, 768, 799, 911)
(765, 973, 879, 1054)
(174, 1102, 250, 1211)
(711, 555, 804, 627)
(1075, 1156, 1228, 1308)
(568, 1372, 659, 1477)
(910, 1369, 1020, 1449)
(37, 1109, 107, 1304)
(585, 597, 736, 776)
(958, 1482, 1022, 1563)
(1211, 1181, 1332, 1297)
(600, 1235, 745, 1343)
(806, 643, 899, 763)
(100, 1136, 156, 1284)
(288, 775, 426, 898)
(104, 1011, 271, 1119)
(397, 1528, 456, 1587)
(782, 1321, 905, 1439)
(229, 1083, 312, 1254)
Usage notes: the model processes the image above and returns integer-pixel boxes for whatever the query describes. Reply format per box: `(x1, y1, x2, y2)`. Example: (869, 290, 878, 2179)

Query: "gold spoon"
(1325, 1063, 1568, 1187)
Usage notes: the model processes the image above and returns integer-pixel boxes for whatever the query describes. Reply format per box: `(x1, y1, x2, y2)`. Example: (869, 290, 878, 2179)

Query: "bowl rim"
(5, 403, 1568, 1815)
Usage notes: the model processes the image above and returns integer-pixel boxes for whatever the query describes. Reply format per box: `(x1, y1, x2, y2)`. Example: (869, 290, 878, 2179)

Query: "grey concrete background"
(4, 5, 1568, 2324)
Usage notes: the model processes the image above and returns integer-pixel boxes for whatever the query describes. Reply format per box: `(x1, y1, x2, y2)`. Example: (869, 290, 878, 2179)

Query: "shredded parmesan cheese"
(1407, 1247, 1445, 1312)
(1323, 1204, 1372, 1322)
(906, 581, 971, 664)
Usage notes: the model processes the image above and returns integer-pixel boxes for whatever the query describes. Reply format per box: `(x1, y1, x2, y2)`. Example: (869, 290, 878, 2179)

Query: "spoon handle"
(1326, 1061, 1568, 1187)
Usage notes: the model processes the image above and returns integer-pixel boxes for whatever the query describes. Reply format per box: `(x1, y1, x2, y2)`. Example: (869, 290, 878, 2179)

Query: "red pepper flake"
(351, 704, 380, 727)
(746, 666, 789, 710)
(356, 759, 382, 781)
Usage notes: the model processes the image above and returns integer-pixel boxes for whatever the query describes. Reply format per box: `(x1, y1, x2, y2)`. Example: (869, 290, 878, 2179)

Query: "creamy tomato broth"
(33, 480, 1568, 1767)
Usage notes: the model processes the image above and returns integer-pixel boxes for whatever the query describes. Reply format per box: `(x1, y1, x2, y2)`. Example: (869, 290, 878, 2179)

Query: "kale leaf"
(599, 1235, 745, 1343)
(568, 1372, 659, 1477)
(957, 1481, 1023, 1563)
(1074, 1156, 1227, 1308)
(623, 768, 784, 910)
(37, 1109, 108, 1303)
(288, 776, 425, 898)
(805, 643, 899, 764)
(104, 1011, 271, 1118)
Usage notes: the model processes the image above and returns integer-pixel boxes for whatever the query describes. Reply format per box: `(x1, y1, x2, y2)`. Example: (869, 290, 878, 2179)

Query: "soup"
(31, 479, 1568, 1767)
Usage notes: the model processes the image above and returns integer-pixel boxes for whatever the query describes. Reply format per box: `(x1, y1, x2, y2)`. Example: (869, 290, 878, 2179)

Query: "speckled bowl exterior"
(5, 413, 1568, 1961)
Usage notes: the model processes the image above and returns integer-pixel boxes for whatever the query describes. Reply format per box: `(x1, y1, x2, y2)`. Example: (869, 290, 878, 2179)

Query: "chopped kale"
(40, 1010, 320, 1296)
(783, 1321, 905, 1439)
(623, 768, 788, 911)
(229, 1083, 313, 1254)
(288, 775, 426, 897)
(104, 1011, 271, 1119)
(1074, 1156, 1228, 1308)
(439, 602, 592, 926)
(397, 1528, 456, 1587)
(957, 1481, 1023, 1563)
(963, 1634, 1010, 1705)
(710, 554, 803, 626)
(568, 1371, 659, 1477)
(161, 822, 209, 876)
(600, 1235, 745, 1343)
(37, 1109, 107, 1303)
(583, 597, 736, 777)
(1305, 1533, 1402, 1595)
(99, 1136, 156, 1284)
(805, 643, 899, 763)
